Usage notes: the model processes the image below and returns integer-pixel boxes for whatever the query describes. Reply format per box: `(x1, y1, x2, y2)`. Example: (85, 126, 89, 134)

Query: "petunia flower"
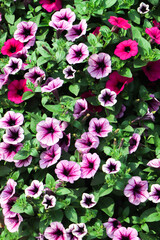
(147, 94, 160, 112)
(108, 16, 131, 30)
(113, 227, 140, 240)
(66, 224, 79, 240)
(1, 38, 24, 57)
(41, 77, 64, 93)
(55, 160, 81, 183)
(149, 184, 160, 203)
(65, 19, 87, 42)
(80, 193, 96, 208)
(39, 144, 61, 169)
(0, 73, 9, 90)
(58, 133, 71, 152)
(114, 39, 138, 60)
(102, 158, 121, 174)
(81, 90, 103, 113)
(4, 57, 22, 75)
(44, 222, 67, 240)
(66, 43, 89, 64)
(4, 213, 23, 233)
(142, 60, 160, 81)
(103, 218, 122, 239)
(12, 48, 28, 70)
(80, 153, 100, 179)
(92, 26, 100, 36)
(98, 88, 117, 107)
(137, 2, 150, 14)
(25, 180, 44, 198)
(0, 142, 23, 162)
(42, 194, 56, 209)
(129, 133, 141, 154)
(75, 132, 99, 153)
(0, 179, 17, 204)
(23, 36, 36, 49)
(73, 98, 88, 120)
(72, 223, 87, 238)
(39, 0, 62, 13)
(24, 67, 45, 87)
(1, 196, 18, 218)
(88, 117, 112, 138)
(124, 176, 149, 205)
(87, 53, 112, 79)
(145, 27, 160, 44)
(14, 21, 38, 43)
(14, 156, 32, 168)
(3, 126, 24, 145)
(0, 111, 24, 129)
(147, 158, 160, 168)
(63, 66, 76, 79)
(8, 79, 33, 104)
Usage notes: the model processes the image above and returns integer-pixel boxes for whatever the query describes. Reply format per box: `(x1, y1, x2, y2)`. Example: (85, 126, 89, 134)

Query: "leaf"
(104, 0, 117, 8)
(43, 104, 64, 113)
(119, 68, 132, 78)
(45, 173, 55, 188)
(137, 37, 151, 55)
(87, 33, 97, 46)
(65, 206, 78, 223)
(0, 166, 11, 176)
(5, 13, 15, 24)
(24, 204, 34, 216)
(99, 197, 114, 217)
(128, 9, 140, 24)
(14, 150, 30, 160)
(69, 84, 80, 96)
(141, 208, 160, 222)
(22, 91, 35, 100)
(56, 188, 71, 195)
(98, 185, 113, 197)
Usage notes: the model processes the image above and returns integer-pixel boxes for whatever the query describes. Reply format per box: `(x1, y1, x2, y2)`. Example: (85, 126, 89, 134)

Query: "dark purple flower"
(0, 111, 24, 129)
(3, 126, 24, 145)
(80, 193, 96, 208)
(124, 176, 149, 205)
(129, 133, 141, 154)
(0, 142, 23, 162)
(147, 158, 160, 168)
(103, 218, 122, 239)
(149, 184, 160, 203)
(4, 57, 22, 75)
(25, 180, 44, 198)
(66, 43, 89, 64)
(87, 53, 112, 79)
(0, 179, 17, 204)
(88, 117, 112, 137)
(14, 21, 38, 43)
(14, 156, 32, 168)
(1, 196, 18, 217)
(42, 194, 56, 209)
(102, 158, 121, 174)
(72, 223, 87, 238)
(65, 19, 87, 42)
(55, 160, 81, 183)
(98, 88, 117, 107)
(63, 66, 76, 79)
(4, 213, 23, 233)
(44, 221, 67, 240)
(147, 94, 160, 112)
(80, 153, 100, 179)
(58, 133, 71, 152)
(75, 132, 99, 153)
(24, 67, 45, 87)
(73, 98, 88, 120)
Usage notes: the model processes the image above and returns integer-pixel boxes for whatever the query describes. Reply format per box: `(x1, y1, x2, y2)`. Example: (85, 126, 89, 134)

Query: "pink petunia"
(113, 227, 140, 240)
(75, 132, 99, 153)
(0, 111, 24, 129)
(14, 156, 32, 168)
(24, 67, 45, 87)
(3, 126, 24, 145)
(145, 27, 160, 44)
(1, 196, 18, 218)
(65, 19, 87, 42)
(25, 180, 44, 198)
(66, 43, 89, 64)
(80, 153, 100, 179)
(0, 179, 17, 204)
(114, 39, 138, 60)
(73, 98, 88, 120)
(14, 21, 38, 43)
(0, 142, 23, 162)
(88, 117, 112, 137)
(98, 88, 117, 107)
(41, 77, 63, 93)
(4, 213, 23, 233)
(4, 57, 22, 75)
(142, 60, 160, 81)
(149, 184, 160, 203)
(102, 158, 121, 174)
(147, 158, 160, 168)
(103, 218, 122, 239)
(129, 133, 141, 154)
(44, 222, 67, 240)
(42, 194, 56, 209)
(80, 193, 96, 208)
(63, 66, 76, 79)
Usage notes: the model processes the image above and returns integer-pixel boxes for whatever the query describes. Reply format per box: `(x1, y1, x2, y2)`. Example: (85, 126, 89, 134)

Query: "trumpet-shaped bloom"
(4, 57, 22, 75)
(41, 77, 64, 93)
(72, 223, 87, 238)
(44, 222, 67, 240)
(124, 176, 149, 205)
(73, 98, 88, 119)
(142, 60, 160, 82)
(80, 153, 100, 179)
(149, 184, 160, 203)
(114, 40, 138, 60)
(145, 27, 160, 44)
(55, 160, 81, 183)
(3, 126, 24, 145)
(1, 38, 24, 57)
(137, 2, 149, 14)
(4, 213, 23, 233)
(129, 133, 141, 154)
(108, 16, 131, 30)
(24, 67, 45, 87)
(66, 43, 89, 64)
(75, 132, 99, 153)
(65, 19, 87, 42)
(147, 158, 160, 168)
(25, 180, 44, 198)
(88, 117, 112, 137)
(1, 196, 18, 218)
(0, 111, 24, 129)
(14, 156, 32, 168)
(42, 194, 56, 209)
(113, 227, 140, 240)
(63, 66, 76, 79)
(14, 21, 38, 43)
(102, 158, 121, 174)
(0, 142, 23, 162)
(80, 193, 96, 208)
(103, 218, 122, 239)
(39, 0, 62, 12)
(147, 94, 160, 112)
(58, 133, 71, 152)
(98, 88, 117, 107)
(0, 179, 17, 204)
(66, 224, 79, 240)
(87, 53, 112, 79)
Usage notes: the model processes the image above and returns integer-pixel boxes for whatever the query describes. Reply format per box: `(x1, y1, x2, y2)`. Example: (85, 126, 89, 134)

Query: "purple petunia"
(25, 180, 44, 198)
(63, 66, 76, 79)
(124, 176, 149, 205)
(149, 184, 160, 203)
(4, 57, 22, 75)
(98, 88, 117, 107)
(1, 196, 18, 218)
(58, 133, 71, 152)
(72, 223, 87, 238)
(80, 193, 96, 208)
(102, 158, 121, 174)
(113, 227, 140, 240)
(66, 224, 79, 240)
(3, 126, 24, 145)
(75, 132, 99, 153)
(137, 2, 149, 14)
(4, 213, 23, 233)
(41, 77, 64, 93)
(147, 94, 160, 112)
(44, 221, 67, 240)
(24, 67, 45, 87)
(65, 19, 87, 42)
(66, 43, 89, 64)
(0, 111, 24, 129)
(80, 153, 100, 179)
(88, 117, 112, 137)
(14, 156, 32, 168)
(147, 158, 160, 168)
(0, 179, 17, 204)
(103, 218, 122, 239)
(14, 21, 38, 43)
(129, 133, 141, 154)
(42, 194, 56, 209)
(73, 98, 88, 119)
(0, 142, 23, 162)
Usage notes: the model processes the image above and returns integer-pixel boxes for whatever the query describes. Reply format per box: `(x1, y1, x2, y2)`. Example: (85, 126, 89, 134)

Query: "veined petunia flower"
(1, 196, 18, 218)
(142, 60, 160, 81)
(73, 98, 88, 120)
(42, 194, 56, 209)
(3, 126, 24, 145)
(41, 77, 64, 93)
(55, 160, 81, 183)
(65, 19, 87, 42)
(114, 40, 138, 60)
(129, 133, 141, 154)
(80, 193, 96, 208)
(66, 224, 79, 240)
(80, 153, 100, 179)
(75, 132, 99, 153)
(108, 16, 131, 30)
(88, 117, 112, 137)
(124, 176, 149, 205)
(147, 158, 160, 168)
(14, 156, 32, 168)
(63, 66, 76, 79)
(25, 180, 44, 198)
(0, 73, 9, 90)
(39, 144, 61, 169)
(0, 179, 17, 204)
(24, 67, 45, 87)
(145, 27, 160, 44)
(23, 36, 36, 49)
(113, 227, 140, 240)
(44, 222, 67, 240)
(149, 184, 160, 203)
(1, 38, 24, 57)
(39, 0, 62, 13)
(0, 142, 23, 162)
(0, 111, 24, 129)
(58, 133, 71, 152)
(49, 8, 76, 31)
(4, 57, 22, 75)
(103, 218, 122, 239)
(72, 223, 87, 238)
(36, 117, 63, 147)
(12, 47, 28, 67)
(102, 158, 121, 174)
(4, 213, 23, 233)
(98, 88, 117, 107)
(8, 79, 32, 104)
(66, 43, 89, 64)
(14, 21, 38, 43)
(137, 2, 149, 14)
(87, 52, 112, 79)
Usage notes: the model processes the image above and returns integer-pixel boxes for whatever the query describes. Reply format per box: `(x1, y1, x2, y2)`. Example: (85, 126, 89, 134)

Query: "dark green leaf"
(65, 206, 78, 223)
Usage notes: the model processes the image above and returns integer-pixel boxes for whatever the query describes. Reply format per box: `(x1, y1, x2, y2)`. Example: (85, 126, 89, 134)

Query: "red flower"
(39, 0, 62, 12)
(114, 39, 138, 60)
(8, 79, 32, 104)
(1, 38, 24, 57)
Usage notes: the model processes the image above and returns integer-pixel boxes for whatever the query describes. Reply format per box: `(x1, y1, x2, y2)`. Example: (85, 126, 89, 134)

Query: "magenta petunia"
(1, 38, 24, 57)
(39, 0, 62, 12)
(102, 158, 121, 174)
(0, 111, 24, 129)
(4, 57, 22, 75)
(14, 156, 32, 168)
(39, 144, 61, 169)
(73, 98, 88, 120)
(24, 67, 45, 87)
(80, 153, 100, 179)
(55, 160, 81, 183)
(44, 221, 67, 240)
(49, 8, 76, 31)
(98, 88, 117, 107)
(72, 223, 87, 238)
(108, 16, 131, 30)
(103, 218, 122, 239)
(4, 213, 23, 233)
(147, 158, 160, 168)
(41, 77, 64, 93)
(63, 66, 76, 79)
(0, 179, 17, 204)
(113, 227, 140, 240)
(8, 79, 33, 104)
(149, 184, 160, 203)
(66, 43, 89, 64)
(0, 142, 23, 162)
(87, 53, 112, 79)
(80, 193, 96, 208)
(137, 2, 149, 14)
(88, 117, 112, 138)
(114, 39, 138, 60)
(145, 27, 160, 44)
(65, 19, 87, 42)
(1, 196, 18, 218)
(42, 194, 56, 209)
(25, 180, 44, 198)
(14, 21, 38, 43)
(129, 133, 141, 154)
(142, 60, 160, 81)
(36, 117, 63, 147)
(75, 132, 99, 153)
(3, 126, 24, 145)
(92, 27, 100, 36)
(124, 176, 149, 205)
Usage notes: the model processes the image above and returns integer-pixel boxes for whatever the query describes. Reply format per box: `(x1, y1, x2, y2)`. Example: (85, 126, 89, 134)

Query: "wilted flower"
(42, 194, 56, 209)
(149, 184, 160, 203)
(102, 158, 121, 174)
(103, 218, 122, 239)
(80, 153, 100, 179)
(25, 180, 44, 198)
(63, 66, 76, 79)
(114, 39, 138, 60)
(65, 19, 87, 42)
(98, 88, 117, 107)
(137, 2, 149, 14)
(80, 193, 96, 208)
(113, 227, 140, 240)
(88, 117, 112, 137)
(75, 132, 99, 153)
(129, 133, 141, 154)
(14, 21, 38, 43)
(44, 222, 67, 240)
(66, 43, 89, 64)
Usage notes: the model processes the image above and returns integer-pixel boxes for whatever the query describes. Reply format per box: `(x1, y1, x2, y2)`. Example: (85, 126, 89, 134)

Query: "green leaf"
(56, 188, 71, 195)
(134, 59, 148, 68)
(65, 206, 78, 223)
(99, 197, 114, 217)
(128, 9, 140, 24)
(138, 102, 148, 116)
(43, 104, 64, 113)
(87, 33, 97, 46)
(14, 150, 30, 160)
(5, 13, 15, 24)
(98, 185, 113, 197)
(45, 173, 55, 189)
(137, 37, 151, 55)
(148, 0, 159, 5)
(104, 0, 117, 8)
(0, 166, 11, 176)
(69, 84, 80, 96)
(119, 68, 132, 78)
(131, 26, 141, 40)
(141, 208, 160, 222)
(22, 91, 35, 101)
(24, 204, 34, 216)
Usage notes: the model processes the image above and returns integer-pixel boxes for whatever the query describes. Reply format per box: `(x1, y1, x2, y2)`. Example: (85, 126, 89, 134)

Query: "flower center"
(8, 119, 16, 126)
(55, 229, 63, 237)
(88, 161, 94, 169)
(47, 127, 55, 134)
(11, 62, 18, 70)
(32, 72, 41, 80)
(124, 46, 131, 53)
(85, 197, 92, 206)
(108, 163, 116, 172)
(17, 89, 24, 96)
(23, 28, 31, 37)
(74, 27, 82, 35)
(67, 69, 74, 77)
(8, 144, 16, 152)
(87, 140, 92, 147)
(140, 6, 147, 13)
(117, 82, 124, 90)
(129, 138, 137, 147)
(97, 61, 106, 69)
(63, 168, 70, 176)
(45, 198, 52, 208)
(95, 125, 101, 133)
(121, 237, 130, 240)
(156, 189, 160, 197)
(10, 46, 16, 53)
(75, 50, 82, 58)
(103, 92, 111, 103)
(11, 130, 19, 140)
(133, 184, 141, 195)
(113, 220, 119, 228)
